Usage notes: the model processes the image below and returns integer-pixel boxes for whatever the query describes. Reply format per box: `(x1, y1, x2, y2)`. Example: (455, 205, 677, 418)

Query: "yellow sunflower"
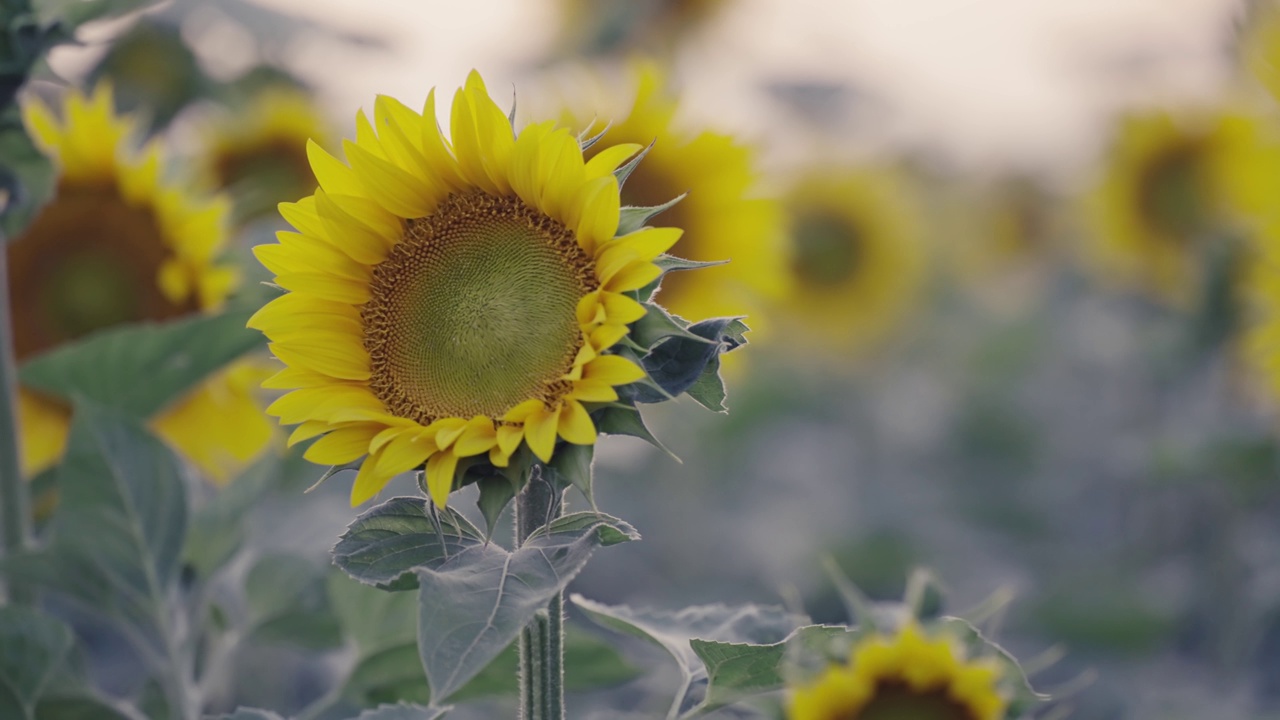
(568, 63, 784, 339)
(13, 84, 273, 482)
(1084, 108, 1271, 307)
(788, 623, 1007, 720)
(778, 169, 926, 354)
(201, 87, 326, 222)
(251, 71, 687, 509)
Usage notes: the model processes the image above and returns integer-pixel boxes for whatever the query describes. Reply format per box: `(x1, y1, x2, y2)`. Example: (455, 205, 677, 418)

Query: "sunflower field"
(2, 1, 1280, 719)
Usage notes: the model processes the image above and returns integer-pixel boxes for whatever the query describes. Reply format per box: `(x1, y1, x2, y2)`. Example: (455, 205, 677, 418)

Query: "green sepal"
(617, 193, 686, 236)
(630, 302, 711, 350)
(625, 316, 748, 405)
(578, 121, 610, 151)
(633, 253, 727, 303)
(544, 442, 595, 506)
(475, 474, 517, 540)
(613, 139, 654, 189)
(594, 404, 678, 460)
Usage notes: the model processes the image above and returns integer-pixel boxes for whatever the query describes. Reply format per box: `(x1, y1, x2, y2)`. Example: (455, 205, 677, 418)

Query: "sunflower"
(778, 169, 926, 354)
(201, 87, 326, 222)
(251, 71, 689, 509)
(788, 623, 1007, 720)
(567, 63, 784, 338)
(12, 84, 273, 482)
(1084, 108, 1270, 307)
(948, 177, 1061, 310)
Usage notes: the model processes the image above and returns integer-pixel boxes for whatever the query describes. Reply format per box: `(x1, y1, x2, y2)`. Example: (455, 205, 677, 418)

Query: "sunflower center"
(363, 192, 596, 424)
(854, 681, 977, 720)
(6, 183, 197, 361)
(1137, 142, 1208, 241)
(791, 209, 860, 289)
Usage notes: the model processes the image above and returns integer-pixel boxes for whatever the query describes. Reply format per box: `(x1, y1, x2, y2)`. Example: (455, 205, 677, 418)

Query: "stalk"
(0, 242, 32, 604)
(515, 464, 565, 720)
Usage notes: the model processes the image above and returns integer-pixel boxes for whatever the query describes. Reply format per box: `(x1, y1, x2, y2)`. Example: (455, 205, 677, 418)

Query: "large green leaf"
(571, 595, 807, 718)
(2, 402, 188, 670)
(331, 497, 486, 591)
(0, 608, 74, 720)
(415, 511, 639, 705)
(19, 310, 264, 419)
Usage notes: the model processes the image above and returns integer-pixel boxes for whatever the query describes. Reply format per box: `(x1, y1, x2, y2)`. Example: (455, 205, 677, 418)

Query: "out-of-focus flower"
(949, 176, 1062, 311)
(251, 71, 696, 508)
(788, 622, 1006, 720)
(1084, 109, 1271, 307)
(556, 0, 730, 57)
(777, 169, 925, 355)
(1240, 0, 1280, 102)
(567, 63, 784, 345)
(200, 87, 325, 223)
(12, 85, 272, 482)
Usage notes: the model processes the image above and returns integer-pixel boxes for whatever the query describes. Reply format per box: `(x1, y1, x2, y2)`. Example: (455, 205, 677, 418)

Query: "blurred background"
(15, 0, 1280, 717)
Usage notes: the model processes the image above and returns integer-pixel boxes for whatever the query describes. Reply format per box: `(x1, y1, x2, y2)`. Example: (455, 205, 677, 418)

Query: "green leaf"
(617, 194, 686, 236)
(934, 617, 1047, 716)
(570, 595, 807, 718)
(34, 695, 134, 720)
(183, 451, 286, 581)
(332, 497, 485, 591)
(0, 109, 55, 239)
(245, 555, 341, 649)
(475, 474, 516, 539)
(687, 626, 854, 716)
(626, 316, 748, 405)
(345, 643, 432, 707)
(0, 608, 74, 720)
(416, 513, 638, 705)
(683, 355, 727, 412)
(19, 310, 264, 419)
(544, 442, 594, 505)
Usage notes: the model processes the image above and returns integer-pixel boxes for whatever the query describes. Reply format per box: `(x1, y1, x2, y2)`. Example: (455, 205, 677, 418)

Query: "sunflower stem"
(0, 241, 33, 604)
(516, 463, 565, 720)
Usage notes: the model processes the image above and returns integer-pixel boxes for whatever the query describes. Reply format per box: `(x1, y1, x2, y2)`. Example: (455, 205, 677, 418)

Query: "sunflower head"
(1085, 108, 1272, 307)
(252, 71, 743, 509)
(201, 87, 326, 222)
(11, 84, 270, 482)
(777, 169, 926, 356)
(788, 623, 1009, 720)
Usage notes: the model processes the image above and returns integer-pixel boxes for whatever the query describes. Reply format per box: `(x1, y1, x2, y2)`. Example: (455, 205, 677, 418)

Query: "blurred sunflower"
(788, 623, 1006, 720)
(1085, 109, 1270, 307)
(251, 71, 683, 508)
(949, 177, 1062, 311)
(1240, 0, 1280, 101)
(12, 85, 273, 482)
(568, 63, 784, 342)
(201, 87, 325, 222)
(778, 170, 925, 354)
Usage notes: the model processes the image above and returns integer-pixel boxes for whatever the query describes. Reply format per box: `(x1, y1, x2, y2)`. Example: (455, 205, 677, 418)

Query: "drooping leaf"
(19, 310, 264, 419)
(331, 497, 485, 591)
(475, 474, 517, 539)
(0, 608, 74, 720)
(571, 595, 808, 718)
(416, 514, 638, 705)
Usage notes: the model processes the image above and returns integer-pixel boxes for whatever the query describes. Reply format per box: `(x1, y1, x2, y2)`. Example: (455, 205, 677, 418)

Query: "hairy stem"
(516, 464, 565, 720)
(0, 243, 32, 604)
